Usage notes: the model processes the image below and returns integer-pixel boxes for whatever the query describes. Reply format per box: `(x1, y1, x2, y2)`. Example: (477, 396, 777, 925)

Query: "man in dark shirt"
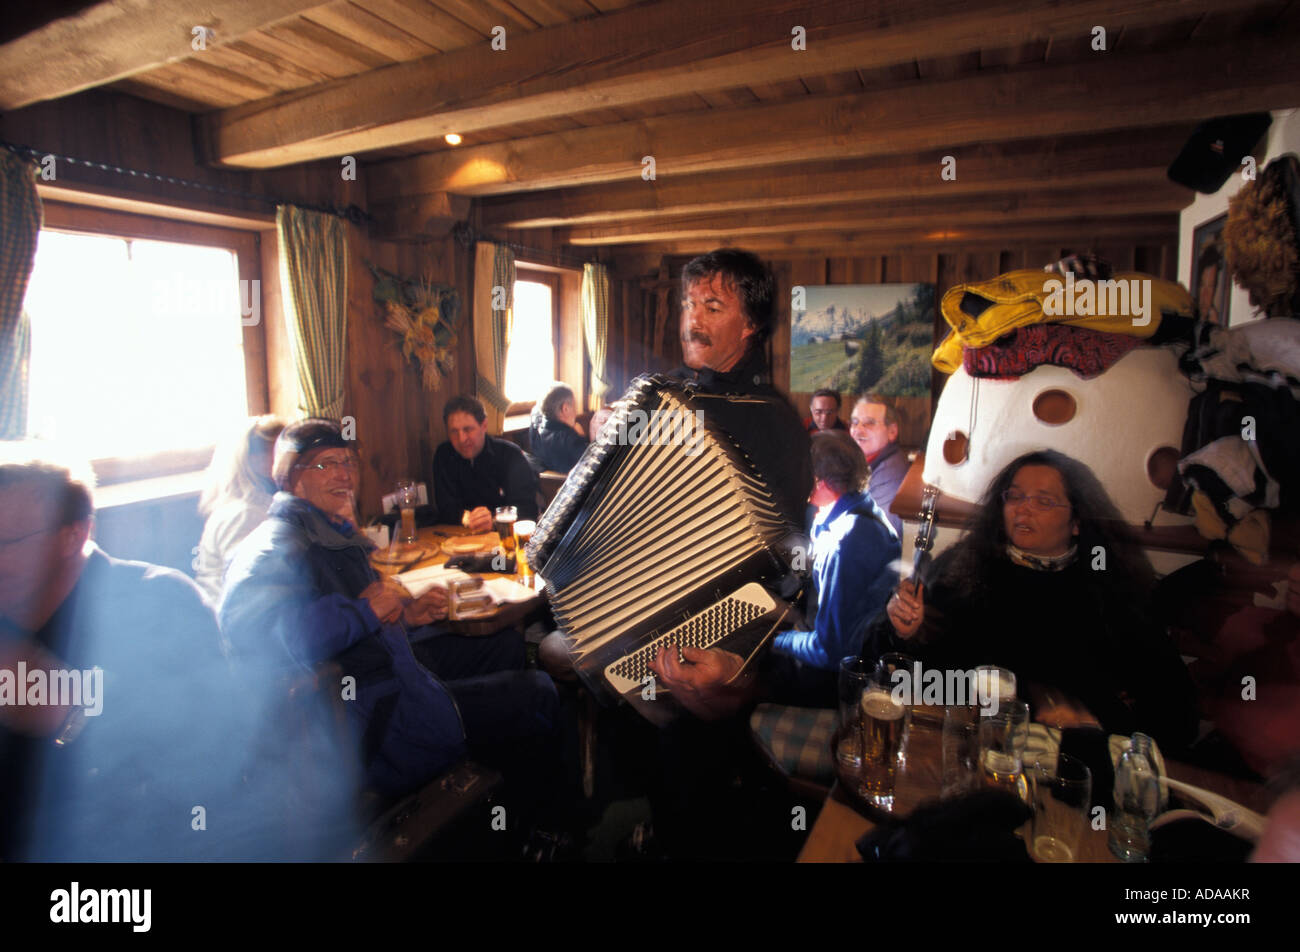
(528, 383, 589, 473)
(649, 248, 812, 700)
(433, 395, 539, 530)
(803, 388, 848, 433)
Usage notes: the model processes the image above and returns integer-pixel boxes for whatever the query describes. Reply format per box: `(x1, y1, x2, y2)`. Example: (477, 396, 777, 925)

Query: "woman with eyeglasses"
(862, 449, 1197, 747)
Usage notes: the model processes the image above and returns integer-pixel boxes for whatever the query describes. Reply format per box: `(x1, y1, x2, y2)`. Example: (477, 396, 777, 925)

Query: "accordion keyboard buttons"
(603, 583, 774, 695)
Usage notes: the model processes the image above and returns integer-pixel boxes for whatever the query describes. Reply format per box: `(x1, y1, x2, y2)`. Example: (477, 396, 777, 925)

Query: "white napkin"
(394, 565, 470, 598)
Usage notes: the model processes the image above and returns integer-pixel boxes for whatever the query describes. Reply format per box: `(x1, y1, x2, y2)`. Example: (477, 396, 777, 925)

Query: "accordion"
(526, 375, 806, 716)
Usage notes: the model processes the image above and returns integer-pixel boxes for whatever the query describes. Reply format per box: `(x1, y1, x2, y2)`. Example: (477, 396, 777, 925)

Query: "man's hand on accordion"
(649, 645, 751, 720)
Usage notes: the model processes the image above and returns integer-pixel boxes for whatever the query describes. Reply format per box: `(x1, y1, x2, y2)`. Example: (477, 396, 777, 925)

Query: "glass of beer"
(858, 675, 907, 810)
(395, 479, 418, 545)
(877, 651, 917, 758)
(513, 519, 536, 586)
(493, 505, 517, 551)
(979, 699, 1031, 802)
(837, 656, 872, 772)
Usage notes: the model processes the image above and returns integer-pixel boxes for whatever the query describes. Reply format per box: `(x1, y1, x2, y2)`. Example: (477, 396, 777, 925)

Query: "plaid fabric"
(473, 242, 514, 430)
(0, 152, 42, 438)
(582, 263, 610, 403)
(749, 703, 838, 786)
(277, 206, 349, 419)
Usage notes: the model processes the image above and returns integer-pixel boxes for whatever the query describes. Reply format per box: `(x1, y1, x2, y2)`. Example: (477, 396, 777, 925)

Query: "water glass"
(941, 704, 979, 800)
(836, 656, 872, 771)
(1027, 752, 1092, 863)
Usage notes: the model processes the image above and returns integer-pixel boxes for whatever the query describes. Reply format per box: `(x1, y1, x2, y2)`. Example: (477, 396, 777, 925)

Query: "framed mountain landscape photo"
(790, 282, 935, 398)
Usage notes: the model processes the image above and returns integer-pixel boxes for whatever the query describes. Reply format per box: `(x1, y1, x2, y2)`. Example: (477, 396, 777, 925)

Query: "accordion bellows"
(527, 375, 800, 704)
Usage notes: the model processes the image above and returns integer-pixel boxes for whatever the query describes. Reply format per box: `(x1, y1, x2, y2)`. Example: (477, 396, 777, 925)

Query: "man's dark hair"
(442, 395, 487, 426)
(0, 447, 95, 526)
(811, 388, 842, 409)
(681, 248, 775, 343)
(540, 383, 575, 422)
(810, 430, 868, 496)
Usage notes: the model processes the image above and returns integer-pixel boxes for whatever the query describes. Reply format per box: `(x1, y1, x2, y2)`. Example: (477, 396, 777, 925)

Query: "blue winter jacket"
(773, 490, 900, 670)
(220, 493, 467, 797)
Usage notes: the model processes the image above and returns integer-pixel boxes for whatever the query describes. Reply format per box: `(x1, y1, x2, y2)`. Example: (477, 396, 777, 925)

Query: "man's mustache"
(682, 329, 711, 346)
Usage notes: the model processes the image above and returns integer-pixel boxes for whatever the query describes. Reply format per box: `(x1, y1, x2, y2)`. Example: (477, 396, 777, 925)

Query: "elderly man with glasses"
(221, 419, 562, 830)
(0, 446, 252, 861)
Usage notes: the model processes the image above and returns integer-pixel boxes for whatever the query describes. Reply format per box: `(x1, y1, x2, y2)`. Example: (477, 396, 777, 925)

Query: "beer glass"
(941, 703, 979, 800)
(978, 699, 1031, 802)
(513, 519, 536, 585)
(395, 479, 418, 545)
(876, 651, 916, 761)
(493, 505, 517, 551)
(1027, 752, 1092, 863)
(836, 656, 872, 771)
(858, 670, 907, 810)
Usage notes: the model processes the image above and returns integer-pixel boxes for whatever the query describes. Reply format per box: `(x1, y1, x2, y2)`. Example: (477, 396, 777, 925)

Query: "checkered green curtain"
(277, 205, 349, 420)
(0, 152, 42, 439)
(582, 262, 610, 404)
(473, 241, 514, 431)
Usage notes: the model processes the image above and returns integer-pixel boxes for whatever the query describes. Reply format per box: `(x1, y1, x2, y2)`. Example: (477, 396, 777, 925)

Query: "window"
(19, 203, 269, 485)
(503, 274, 557, 404)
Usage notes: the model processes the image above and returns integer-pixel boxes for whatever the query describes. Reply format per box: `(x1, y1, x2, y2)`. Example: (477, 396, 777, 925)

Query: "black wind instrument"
(911, 485, 940, 585)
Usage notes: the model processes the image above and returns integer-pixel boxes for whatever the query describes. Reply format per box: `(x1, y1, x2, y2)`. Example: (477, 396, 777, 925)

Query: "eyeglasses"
(1001, 489, 1069, 512)
(302, 458, 358, 474)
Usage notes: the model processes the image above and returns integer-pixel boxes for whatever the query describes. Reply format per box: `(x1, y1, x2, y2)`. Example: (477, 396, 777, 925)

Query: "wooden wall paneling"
(933, 251, 959, 415)
(826, 257, 852, 285)
(4, 90, 354, 224)
(769, 258, 793, 396)
(346, 227, 410, 520)
(880, 254, 902, 285)
(258, 225, 298, 420)
(654, 259, 671, 375)
(896, 253, 938, 448)
(234, 230, 268, 415)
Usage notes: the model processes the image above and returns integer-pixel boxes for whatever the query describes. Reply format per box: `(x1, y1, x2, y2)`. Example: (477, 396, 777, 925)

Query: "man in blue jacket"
(221, 420, 559, 816)
(770, 429, 900, 701)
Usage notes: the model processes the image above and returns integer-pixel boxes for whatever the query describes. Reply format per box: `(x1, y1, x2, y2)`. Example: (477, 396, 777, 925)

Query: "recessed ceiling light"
(445, 133, 463, 146)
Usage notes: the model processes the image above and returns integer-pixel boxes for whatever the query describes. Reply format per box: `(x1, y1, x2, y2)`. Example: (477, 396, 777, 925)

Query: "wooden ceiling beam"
(597, 215, 1179, 256)
(477, 128, 1193, 229)
(558, 183, 1192, 245)
(366, 33, 1300, 198)
(199, 0, 1268, 168)
(0, 0, 327, 110)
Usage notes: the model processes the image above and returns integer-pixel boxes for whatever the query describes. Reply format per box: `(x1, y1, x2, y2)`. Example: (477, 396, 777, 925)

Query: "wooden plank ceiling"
(4, 0, 1300, 261)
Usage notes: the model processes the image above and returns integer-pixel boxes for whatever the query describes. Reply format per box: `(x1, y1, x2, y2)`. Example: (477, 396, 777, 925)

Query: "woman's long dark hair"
(941, 450, 1155, 609)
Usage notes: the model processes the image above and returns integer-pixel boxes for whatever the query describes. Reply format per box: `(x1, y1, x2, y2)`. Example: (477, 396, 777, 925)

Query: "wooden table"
(798, 718, 1270, 863)
(370, 525, 545, 633)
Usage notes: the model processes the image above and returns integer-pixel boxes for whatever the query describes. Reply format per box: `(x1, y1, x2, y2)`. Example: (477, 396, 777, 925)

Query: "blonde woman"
(195, 415, 284, 602)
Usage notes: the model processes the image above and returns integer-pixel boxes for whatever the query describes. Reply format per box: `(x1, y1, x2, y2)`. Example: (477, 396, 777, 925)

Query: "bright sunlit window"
(503, 279, 555, 402)
(23, 230, 250, 463)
